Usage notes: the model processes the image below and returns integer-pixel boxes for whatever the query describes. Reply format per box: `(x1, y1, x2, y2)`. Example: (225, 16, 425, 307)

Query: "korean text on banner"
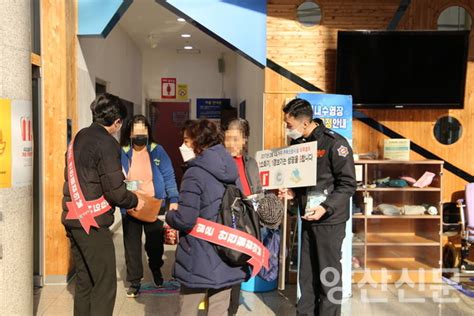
(255, 142, 317, 190)
(189, 217, 269, 277)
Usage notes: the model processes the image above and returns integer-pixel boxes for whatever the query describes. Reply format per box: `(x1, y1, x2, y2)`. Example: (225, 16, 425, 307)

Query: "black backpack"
(215, 184, 261, 267)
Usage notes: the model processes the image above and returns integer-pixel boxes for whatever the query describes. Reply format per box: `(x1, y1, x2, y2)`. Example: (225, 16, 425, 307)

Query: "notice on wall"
(11, 100, 33, 187)
(177, 84, 188, 100)
(384, 138, 410, 161)
(255, 142, 317, 190)
(0, 99, 12, 188)
(161, 78, 176, 99)
(196, 98, 230, 125)
(0, 99, 33, 188)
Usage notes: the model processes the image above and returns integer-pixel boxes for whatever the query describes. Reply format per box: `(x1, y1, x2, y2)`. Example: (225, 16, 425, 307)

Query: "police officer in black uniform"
(279, 98, 356, 316)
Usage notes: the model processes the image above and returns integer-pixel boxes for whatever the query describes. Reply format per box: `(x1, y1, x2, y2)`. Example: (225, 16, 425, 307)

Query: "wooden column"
(41, 0, 77, 280)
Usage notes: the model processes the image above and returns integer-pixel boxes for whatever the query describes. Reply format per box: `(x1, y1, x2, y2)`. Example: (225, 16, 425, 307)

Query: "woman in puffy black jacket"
(166, 119, 247, 316)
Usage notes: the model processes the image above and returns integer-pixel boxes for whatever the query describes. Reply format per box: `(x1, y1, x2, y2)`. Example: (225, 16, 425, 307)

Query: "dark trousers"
(297, 222, 346, 316)
(122, 214, 164, 284)
(68, 227, 117, 316)
(228, 283, 241, 315)
(179, 285, 232, 316)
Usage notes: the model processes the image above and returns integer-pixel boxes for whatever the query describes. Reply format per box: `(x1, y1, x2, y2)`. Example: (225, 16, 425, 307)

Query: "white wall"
(235, 55, 265, 156)
(77, 25, 143, 129)
(142, 48, 237, 118)
(77, 25, 143, 229)
(142, 48, 264, 156)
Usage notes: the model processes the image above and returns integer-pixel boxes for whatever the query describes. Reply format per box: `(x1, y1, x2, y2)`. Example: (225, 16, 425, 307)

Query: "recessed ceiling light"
(177, 48, 201, 54)
(181, 34, 191, 38)
(184, 46, 193, 50)
(177, 18, 185, 22)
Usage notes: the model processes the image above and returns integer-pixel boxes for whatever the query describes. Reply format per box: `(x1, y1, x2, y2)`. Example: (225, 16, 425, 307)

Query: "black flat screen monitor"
(336, 30, 469, 109)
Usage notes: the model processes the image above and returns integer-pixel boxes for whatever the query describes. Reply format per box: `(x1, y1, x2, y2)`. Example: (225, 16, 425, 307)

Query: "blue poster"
(296, 93, 353, 299)
(298, 93, 353, 143)
(196, 98, 230, 119)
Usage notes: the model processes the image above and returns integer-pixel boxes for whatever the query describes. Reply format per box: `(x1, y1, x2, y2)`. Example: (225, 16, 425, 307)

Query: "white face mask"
(179, 143, 195, 162)
(286, 128, 303, 140)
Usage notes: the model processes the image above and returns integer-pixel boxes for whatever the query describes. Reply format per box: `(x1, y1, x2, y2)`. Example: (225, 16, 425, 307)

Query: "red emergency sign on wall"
(161, 78, 176, 99)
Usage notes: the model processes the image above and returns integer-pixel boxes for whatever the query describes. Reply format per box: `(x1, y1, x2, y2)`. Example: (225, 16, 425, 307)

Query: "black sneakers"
(126, 283, 140, 298)
(153, 271, 164, 288)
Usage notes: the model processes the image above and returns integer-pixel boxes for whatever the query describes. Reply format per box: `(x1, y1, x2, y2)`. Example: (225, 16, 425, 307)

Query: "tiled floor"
(34, 226, 474, 315)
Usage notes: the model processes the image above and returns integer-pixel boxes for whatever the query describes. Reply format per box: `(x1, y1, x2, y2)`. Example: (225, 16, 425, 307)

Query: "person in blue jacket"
(120, 114, 179, 298)
(166, 119, 248, 316)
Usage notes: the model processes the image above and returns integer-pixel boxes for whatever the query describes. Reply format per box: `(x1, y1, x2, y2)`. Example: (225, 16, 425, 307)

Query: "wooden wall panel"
(266, 0, 474, 202)
(66, 0, 78, 135)
(264, 91, 297, 149)
(265, 67, 308, 93)
(42, 0, 77, 277)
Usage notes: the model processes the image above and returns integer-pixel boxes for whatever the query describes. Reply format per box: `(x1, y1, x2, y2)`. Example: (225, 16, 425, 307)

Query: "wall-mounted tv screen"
(335, 30, 469, 109)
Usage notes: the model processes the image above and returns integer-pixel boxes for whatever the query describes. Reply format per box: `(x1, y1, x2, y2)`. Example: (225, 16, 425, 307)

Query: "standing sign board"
(256, 142, 317, 190)
(297, 92, 353, 298)
(255, 142, 317, 289)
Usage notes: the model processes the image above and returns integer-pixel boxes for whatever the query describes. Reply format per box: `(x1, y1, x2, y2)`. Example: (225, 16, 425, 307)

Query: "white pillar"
(0, 0, 33, 315)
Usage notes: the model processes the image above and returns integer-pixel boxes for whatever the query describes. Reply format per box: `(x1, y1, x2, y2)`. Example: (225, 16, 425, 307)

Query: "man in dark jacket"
(279, 98, 356, 316)
(62, 93, 145, 316)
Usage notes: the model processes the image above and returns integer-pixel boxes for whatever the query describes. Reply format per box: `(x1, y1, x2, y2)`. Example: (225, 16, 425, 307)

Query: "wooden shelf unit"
(366, 233, 439, 246)
(352, 160, 443, 283)
(356, 187, 441, 192)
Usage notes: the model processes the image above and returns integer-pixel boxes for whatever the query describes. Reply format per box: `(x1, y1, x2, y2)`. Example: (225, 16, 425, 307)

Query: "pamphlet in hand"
(305, 190, 327, 216)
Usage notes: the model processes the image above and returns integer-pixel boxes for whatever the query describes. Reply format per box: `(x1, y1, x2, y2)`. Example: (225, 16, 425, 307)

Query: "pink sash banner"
(65, 141, 111, 234)
(189, 217, 269, 277)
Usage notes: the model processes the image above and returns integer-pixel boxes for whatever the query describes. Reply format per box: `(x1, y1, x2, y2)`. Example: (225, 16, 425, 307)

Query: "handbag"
(163, 222, 179, 245)
(127, 197, 162, 223)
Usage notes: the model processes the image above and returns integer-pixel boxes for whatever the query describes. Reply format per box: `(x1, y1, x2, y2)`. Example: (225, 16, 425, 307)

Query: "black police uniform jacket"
(291, 119, 357, 225)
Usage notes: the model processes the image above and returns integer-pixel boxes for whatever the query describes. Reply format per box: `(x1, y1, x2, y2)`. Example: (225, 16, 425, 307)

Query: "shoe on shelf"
(152, 271, 164, 288)
(126, 283, 140, 298)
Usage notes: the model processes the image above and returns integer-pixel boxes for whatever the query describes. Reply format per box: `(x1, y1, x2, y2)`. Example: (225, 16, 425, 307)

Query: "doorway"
(149, 100, 190, 185)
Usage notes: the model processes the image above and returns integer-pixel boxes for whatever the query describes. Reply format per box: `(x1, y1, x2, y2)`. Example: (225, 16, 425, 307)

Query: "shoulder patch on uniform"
(324, 129, 336, 138)
(337, 145, 349, 157)
(154, 158, 160, 166)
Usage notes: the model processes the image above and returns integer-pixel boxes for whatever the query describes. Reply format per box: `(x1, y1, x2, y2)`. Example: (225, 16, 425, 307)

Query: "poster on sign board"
(255, 142, 317, 190)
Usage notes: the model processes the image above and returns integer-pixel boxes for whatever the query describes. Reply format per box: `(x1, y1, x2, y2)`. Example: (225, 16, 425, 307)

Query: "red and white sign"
(189, 218, 269, 277)
(161, 78, 176, 99)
